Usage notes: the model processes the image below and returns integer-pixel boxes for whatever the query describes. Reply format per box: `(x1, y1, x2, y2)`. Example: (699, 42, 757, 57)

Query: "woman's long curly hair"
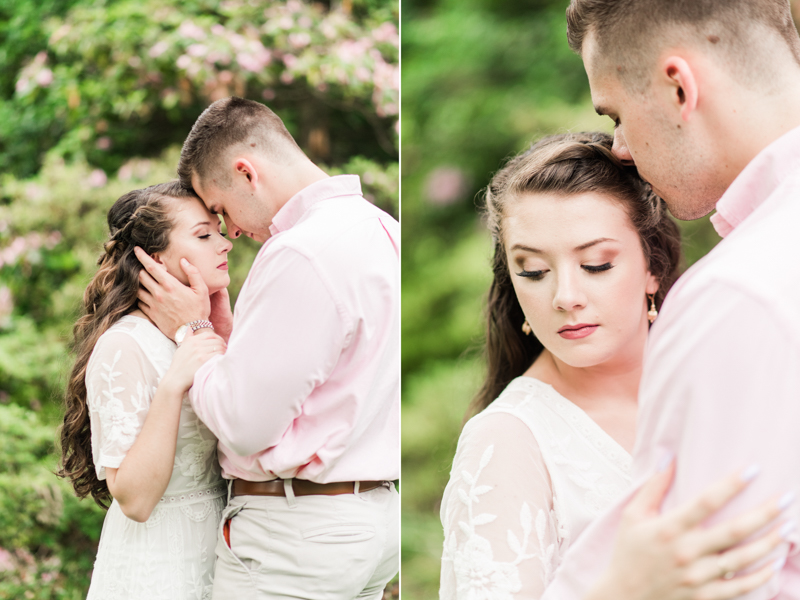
(469, 132, 683, 417)
(58, 181, 199, 508)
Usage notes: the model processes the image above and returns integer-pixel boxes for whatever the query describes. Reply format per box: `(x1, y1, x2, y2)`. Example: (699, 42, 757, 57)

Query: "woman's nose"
(552, 272, 587, 312)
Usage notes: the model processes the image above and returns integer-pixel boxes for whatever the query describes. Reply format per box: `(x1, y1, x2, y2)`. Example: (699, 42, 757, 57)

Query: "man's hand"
(135, 247, 210, 340)
(209, 288, 233, 343)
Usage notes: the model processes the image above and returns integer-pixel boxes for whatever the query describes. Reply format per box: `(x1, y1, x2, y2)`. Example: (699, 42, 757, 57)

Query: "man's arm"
(189, 245, 348, 457)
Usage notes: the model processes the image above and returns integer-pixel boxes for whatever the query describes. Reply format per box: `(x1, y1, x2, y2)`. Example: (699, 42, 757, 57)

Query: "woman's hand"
(591, 461, 792, 600)
(164, 328, 227, 393)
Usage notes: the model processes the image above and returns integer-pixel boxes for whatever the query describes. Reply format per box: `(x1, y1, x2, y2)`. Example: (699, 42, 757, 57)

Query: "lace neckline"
(510, 376, 632, 475)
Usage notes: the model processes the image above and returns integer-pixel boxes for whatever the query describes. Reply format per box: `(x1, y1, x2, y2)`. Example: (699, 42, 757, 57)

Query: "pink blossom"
(355, 67, 371, 83)
(88, 169, 107, 188)
(236, 53, 262, 72)
(218, 70, 234, 84)
(321, 23, 337, 39)
(283, 54, 298, 69)
(96, 136, 112, 150)
(0, 547, 13, 571)
(118, 164, 133, 181)
(286, 0, 302, 13)
(35, 68, 53, 87)
(15, 77, 31, 94)
(298, 16, 312, 29)
(425, 167, 470, 206)
(336, 39, 371, 63)
(289, 32, 311, 48)
(207, 50, 230, 65)
(187, 43, 208, 58)
(128, 56, 142, 68)
(211, 24, 226, 36)
(372, 22, 398, 45)
(178, 21, 206, 41)
(262, 88, 276, 100)
(279, 17, 294, 30)
(149, 41, 169, 58)
(176, 55, 192, 69)
(46, 231, 62, 247)
(280, 71, 294, 85)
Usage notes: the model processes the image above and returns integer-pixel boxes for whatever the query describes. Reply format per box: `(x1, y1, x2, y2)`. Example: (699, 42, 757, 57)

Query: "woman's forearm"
(106, 375, 185, 522)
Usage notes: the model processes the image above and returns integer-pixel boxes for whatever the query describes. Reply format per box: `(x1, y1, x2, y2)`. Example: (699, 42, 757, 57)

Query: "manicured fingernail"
(780, 520, 796, 540)
(773, 555, 787, 572)
(657, 451, 674, 472)
(741, 464, 761, 481)
(779, 491, 796, 510)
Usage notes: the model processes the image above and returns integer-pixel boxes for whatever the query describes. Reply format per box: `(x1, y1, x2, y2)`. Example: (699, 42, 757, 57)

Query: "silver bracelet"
(187, 319, 214, 332)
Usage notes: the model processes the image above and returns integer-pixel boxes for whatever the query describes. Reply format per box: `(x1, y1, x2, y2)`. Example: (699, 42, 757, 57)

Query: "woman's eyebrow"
(575, 237, 617, 251)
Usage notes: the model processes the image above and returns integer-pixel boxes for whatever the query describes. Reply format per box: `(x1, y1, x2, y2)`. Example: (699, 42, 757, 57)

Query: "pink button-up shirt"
(189, 175, 399, 483)
(541, 126, 800, 599)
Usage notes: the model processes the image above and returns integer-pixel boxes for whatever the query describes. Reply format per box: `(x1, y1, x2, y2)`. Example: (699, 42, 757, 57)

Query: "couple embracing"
(442, 0, 800, 599)
(59, 97, 399, 599)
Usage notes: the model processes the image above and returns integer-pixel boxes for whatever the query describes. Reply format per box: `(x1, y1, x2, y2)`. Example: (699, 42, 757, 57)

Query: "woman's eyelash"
(516, 269, 546, 281)
(583, 262, 614, 273)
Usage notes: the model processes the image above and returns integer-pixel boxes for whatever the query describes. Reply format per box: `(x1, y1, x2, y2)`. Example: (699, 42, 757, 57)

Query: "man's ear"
(234, 158, 258, 188)
(661, 56, 698, 122)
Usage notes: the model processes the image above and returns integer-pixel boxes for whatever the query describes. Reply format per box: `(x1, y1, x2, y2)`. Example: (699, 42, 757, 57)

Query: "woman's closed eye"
(516, 269, 547, 281)
(199, 231, 227, 239)
(583, 262, 614, 273)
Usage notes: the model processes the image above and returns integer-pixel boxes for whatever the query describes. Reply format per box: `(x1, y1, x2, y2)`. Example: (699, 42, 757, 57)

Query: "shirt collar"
(710, 124, 800, 237)
(269, 174, 363, 236)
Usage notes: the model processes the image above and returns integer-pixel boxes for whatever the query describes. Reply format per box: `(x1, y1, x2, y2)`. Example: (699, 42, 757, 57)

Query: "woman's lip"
(558, 324, 598, 339)
(217, 262, 228, 270)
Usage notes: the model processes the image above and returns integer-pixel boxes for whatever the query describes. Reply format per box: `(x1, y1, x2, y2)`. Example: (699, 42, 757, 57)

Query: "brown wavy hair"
(58, 181, 199, 508)
(470, 131, 683, 417)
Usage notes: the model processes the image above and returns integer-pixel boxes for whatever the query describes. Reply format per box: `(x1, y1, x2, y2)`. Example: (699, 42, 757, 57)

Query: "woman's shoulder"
(88, 315, 174, 373)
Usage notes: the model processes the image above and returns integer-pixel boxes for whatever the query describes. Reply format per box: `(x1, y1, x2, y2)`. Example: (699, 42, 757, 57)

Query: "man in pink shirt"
(535, 1, 800, 599)
(135, 97, 399, 599)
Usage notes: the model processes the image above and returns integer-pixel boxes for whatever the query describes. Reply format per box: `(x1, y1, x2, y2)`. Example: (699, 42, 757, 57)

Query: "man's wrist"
(175, 319, 214, 344)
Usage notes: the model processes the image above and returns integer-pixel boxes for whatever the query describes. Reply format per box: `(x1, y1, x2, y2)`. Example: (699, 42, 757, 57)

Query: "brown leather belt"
(231, 479, 384, 498)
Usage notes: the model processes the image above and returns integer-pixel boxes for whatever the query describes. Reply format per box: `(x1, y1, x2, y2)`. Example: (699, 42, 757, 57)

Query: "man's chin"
(245, 231, 271, 243)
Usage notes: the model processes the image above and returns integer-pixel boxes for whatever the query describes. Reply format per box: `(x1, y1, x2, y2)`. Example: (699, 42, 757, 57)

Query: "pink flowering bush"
(3, 0, 398, 190)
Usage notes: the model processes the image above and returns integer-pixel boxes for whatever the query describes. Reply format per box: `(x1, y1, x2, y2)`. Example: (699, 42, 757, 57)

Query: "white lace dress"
(440, 376, 632, 599)
(85, 315, 226, 600)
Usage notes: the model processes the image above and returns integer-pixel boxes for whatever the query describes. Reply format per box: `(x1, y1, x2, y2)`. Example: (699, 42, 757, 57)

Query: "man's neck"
(711, 72, 800, 187)
(271, 160, 330, 215)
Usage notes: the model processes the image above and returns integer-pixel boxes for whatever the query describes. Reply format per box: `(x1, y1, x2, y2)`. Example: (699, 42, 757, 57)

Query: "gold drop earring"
(522, 319, 532, 335)
(647, 294, 658, 324)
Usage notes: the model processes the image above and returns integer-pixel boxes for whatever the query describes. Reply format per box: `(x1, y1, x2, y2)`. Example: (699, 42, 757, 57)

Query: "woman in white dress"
(59, 181, 231, 599)
(440, 132, 789, 600)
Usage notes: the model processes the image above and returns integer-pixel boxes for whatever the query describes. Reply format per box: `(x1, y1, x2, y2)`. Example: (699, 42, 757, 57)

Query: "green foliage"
(0, 404, 104, 600)
(1, 0, 398, 178)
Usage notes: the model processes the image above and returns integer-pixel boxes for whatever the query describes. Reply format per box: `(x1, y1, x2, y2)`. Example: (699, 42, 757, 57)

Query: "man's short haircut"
(567, 0, 800, 92)
(178, 97, 304, 190)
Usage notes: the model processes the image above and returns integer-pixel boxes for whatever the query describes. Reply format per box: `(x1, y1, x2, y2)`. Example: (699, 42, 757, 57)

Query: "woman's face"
(503, 191, 658, 370)
(154, 198, 232, 295)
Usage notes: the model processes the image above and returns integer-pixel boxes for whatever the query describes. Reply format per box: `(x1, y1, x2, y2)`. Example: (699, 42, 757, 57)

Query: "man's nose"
(224, 215, 243, 239)
(612, 127, 635, 166)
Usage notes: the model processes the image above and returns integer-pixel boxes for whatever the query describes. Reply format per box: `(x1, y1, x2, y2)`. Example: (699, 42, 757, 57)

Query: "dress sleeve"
(85, 330, 159, 480)
(440, 411, 560, 600)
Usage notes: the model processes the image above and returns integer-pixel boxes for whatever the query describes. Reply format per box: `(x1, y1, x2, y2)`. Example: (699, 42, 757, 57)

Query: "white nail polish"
(779, 491, 796, 511)
(773, 556, 787, 572)
(780, 520, 796, 540)
(741, 464, 761, 482)
(657, 451, 674, 472)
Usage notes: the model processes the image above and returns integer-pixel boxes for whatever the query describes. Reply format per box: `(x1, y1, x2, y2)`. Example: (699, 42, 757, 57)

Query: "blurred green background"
(399, 0, 800, 597)
(0, 1, 397, 597)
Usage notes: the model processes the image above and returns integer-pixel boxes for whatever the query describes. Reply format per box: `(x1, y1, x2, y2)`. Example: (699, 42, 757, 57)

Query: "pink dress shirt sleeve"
(190, 245, 347, 465)
(540, 282, 800, 600)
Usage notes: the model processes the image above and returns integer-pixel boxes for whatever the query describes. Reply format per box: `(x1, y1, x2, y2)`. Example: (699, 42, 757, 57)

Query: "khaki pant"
(211, 482, 399, 599)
